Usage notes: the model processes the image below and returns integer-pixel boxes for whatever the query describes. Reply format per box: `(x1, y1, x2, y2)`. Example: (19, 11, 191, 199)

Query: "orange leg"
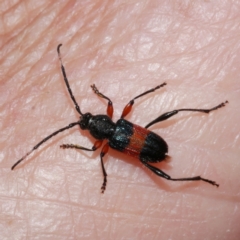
(91, 84, 113, 118)
(121, 83, 166, 118)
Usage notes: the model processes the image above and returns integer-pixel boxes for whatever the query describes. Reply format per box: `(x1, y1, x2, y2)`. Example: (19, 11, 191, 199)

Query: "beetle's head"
(79, 112, 92, 130)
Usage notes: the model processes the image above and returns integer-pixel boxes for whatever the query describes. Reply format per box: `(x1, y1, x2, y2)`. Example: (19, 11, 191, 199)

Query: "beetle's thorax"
(79, 113, 116, 140)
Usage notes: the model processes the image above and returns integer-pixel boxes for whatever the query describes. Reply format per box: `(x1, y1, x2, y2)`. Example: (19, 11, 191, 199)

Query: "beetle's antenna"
(11, 122, 80, 170)
(57, 44, 83, 116)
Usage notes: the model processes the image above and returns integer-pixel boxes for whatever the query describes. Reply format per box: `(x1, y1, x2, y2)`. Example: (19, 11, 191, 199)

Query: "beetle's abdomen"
(139, 131, 168, 162)
(109, 119, 168, 162)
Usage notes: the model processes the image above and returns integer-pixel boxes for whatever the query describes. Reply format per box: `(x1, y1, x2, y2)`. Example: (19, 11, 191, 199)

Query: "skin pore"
(1, 1, 239, 239)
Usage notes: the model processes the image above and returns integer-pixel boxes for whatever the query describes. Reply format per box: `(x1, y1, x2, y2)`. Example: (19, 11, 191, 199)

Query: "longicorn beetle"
(12, 44, 228, 193)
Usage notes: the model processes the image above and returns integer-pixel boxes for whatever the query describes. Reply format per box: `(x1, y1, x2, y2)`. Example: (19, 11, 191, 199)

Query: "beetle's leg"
(100, 143, 109, 193)
(60, 140, 103, 151)
(61, 140, 109, 193)
(91, 84, 113, 119)
(121, 83, 167, 119)
(142, 161, 219, 187)
(145, 101, 228, 129)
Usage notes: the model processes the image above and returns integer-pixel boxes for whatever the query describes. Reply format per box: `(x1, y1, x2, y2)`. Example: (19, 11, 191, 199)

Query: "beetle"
(12, 44, 228, 193)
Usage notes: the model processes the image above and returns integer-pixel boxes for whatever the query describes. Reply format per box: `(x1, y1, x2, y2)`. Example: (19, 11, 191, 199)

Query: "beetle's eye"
(79, 113, 92, 130)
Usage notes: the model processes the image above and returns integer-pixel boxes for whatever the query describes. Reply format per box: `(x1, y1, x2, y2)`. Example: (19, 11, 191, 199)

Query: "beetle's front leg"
(60, 140, 103, 151)
(91, 84, 114, 119)
(100, 143, 109, 193)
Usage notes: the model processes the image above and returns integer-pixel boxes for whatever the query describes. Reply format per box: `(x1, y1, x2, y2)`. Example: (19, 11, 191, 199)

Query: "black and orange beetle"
(12, 44, 228, 193)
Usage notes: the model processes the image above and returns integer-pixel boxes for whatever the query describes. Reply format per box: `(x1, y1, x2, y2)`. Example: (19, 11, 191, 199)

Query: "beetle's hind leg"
(145, 101, 228, 129)
(142, 161, 219, 187)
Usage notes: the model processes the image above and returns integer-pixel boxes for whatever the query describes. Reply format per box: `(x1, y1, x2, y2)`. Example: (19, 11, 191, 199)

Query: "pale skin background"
(0, 1, 240, 239)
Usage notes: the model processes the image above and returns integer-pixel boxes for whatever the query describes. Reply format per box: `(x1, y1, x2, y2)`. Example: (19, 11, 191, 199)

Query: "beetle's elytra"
(12, 44, 228, 193)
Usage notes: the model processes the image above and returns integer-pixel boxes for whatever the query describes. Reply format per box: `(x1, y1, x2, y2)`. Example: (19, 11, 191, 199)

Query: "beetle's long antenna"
(57, 44, 83, 116)
(11, 122, 80, 170)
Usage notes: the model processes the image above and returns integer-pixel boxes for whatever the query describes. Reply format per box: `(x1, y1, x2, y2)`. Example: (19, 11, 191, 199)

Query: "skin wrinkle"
(1, 0, 240, 239)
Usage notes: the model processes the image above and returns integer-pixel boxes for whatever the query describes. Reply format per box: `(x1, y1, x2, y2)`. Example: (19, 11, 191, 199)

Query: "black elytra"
(11, 44, 228, 193)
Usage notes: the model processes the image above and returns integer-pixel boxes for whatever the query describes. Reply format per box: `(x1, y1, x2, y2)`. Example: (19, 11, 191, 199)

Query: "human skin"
(1, 1, 240, 239)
